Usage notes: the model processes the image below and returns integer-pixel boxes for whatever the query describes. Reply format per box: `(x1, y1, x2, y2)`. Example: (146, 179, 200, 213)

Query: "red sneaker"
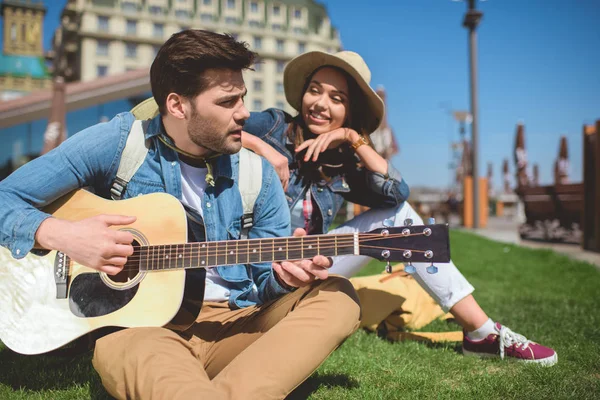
(463, 323, 557, 366)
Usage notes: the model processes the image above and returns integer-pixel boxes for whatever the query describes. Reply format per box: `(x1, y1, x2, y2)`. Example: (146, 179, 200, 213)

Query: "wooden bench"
(518, 183, 583, 243)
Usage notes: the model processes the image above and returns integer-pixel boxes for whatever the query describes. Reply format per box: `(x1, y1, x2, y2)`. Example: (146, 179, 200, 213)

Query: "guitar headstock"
(358, 224, 450, 263)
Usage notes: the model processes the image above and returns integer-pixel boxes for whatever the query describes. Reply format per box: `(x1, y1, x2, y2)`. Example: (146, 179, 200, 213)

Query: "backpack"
(112, 100, 262, 239)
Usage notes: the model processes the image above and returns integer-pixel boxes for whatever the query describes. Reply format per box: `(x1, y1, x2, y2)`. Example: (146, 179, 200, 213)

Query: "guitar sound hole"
(106, 239, 141, 284)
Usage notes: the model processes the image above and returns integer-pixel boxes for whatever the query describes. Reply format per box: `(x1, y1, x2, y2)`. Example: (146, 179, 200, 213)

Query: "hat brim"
(284, 51, 384, 134)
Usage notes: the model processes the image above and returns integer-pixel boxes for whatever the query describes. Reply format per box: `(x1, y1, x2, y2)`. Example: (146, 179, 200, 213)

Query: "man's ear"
(165, 93, 188, 120)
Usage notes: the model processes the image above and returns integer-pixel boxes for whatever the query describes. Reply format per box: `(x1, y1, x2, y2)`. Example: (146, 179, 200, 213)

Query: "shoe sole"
(463, 348, 558, 367)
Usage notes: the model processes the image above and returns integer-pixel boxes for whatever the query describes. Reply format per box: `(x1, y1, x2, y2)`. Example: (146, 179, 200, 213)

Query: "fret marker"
(230, 251, 234, 255)
(278, 247, 282, 251)
(202, 244, 206, 248)
(178, 254, 182, 258)
(201, 260, 205, 265)
(165, 255, 169, 259)
(308, 245, 312, 249)
(253, 249, 256, 253)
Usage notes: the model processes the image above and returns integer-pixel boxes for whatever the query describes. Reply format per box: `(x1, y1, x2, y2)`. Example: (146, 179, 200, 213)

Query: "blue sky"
(2, 0, 599, 190)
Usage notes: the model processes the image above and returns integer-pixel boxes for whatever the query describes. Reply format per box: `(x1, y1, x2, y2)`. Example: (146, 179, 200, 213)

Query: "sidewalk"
(458, 217, 600, 269)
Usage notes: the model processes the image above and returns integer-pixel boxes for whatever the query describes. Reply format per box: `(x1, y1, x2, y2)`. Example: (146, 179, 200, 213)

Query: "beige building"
(52, 0, 341, 112)
(0, 0, 52, 101)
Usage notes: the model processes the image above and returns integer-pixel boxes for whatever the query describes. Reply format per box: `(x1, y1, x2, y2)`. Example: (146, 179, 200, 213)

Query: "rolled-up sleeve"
(342, 161, 410, 209)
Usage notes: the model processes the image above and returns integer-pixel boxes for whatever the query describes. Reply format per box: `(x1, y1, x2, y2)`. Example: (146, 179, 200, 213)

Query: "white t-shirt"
(180, 162, 259, 303)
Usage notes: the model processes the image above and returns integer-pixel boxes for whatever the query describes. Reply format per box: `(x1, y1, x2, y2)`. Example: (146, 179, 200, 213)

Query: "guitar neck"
(138, 233, 358, 271)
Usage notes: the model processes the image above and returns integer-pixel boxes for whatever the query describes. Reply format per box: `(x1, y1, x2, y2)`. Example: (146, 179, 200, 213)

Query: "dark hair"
(286, 66, 371, 149)
(150, 29, 257, 115)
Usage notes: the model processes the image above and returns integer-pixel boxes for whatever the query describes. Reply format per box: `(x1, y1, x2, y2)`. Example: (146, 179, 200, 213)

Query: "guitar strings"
(96, 232, 439, 273)
(112, 232, 431, 266)
(114, 231, 429, 263)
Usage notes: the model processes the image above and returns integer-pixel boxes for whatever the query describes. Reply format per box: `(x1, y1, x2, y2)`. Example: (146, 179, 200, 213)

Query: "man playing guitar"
(0, 30, 361, 399)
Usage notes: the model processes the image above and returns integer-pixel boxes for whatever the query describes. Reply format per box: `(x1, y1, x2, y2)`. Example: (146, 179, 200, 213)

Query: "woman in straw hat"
(242, 50, 557, 365)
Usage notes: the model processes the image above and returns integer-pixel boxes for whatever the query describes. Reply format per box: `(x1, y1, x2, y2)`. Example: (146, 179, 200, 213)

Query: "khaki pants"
(92, 276, 361, 400)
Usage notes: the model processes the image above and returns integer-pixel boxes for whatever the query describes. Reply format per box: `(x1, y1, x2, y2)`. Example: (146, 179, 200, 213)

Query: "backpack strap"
(110, 120, 150, 200)
(238, 148, 263, 239)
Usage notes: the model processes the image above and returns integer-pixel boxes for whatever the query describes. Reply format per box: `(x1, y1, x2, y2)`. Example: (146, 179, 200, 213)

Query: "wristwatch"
(350, 135, 369, 151)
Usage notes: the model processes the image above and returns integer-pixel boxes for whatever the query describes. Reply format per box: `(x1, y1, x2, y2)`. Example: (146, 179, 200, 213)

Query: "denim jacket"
(244, 109, 410, 233)
(0, 112, 292, 309)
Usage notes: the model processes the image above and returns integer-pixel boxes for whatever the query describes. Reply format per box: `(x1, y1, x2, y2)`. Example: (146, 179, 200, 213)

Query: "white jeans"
(328, 201, 474, 312)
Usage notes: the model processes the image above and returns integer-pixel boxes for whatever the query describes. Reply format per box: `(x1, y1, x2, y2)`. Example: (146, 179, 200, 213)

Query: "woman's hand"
(295, 128, 357, 162)
(269, 150, 290, 191)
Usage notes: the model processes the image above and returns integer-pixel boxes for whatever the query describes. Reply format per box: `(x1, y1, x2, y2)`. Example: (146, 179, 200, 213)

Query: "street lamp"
(456, 0, 484, 228)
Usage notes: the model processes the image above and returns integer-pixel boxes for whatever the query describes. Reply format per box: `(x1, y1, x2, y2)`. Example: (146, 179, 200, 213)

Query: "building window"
(272, 24, 282, 31)
(203, 0, 211, 4)
(276, 60, 285, 73)
(250, 1, 258, 12)
(276, 82, 284, 94)
(175, 10, 190, 19)
(298, 42, 306, 54)
(227, 0, 235, 9)
(253, 99, 263, 110)
(201, 13, 213, 22)
(98, 16, 109, 32)
(225, 17, 237, 25)
(249, 20, 260, 28)
(153, 23, 164, 38)
(126, 19, 137, 36)
(276, 39, 284, 53)
(253, 80, 262, 92)
(294, 9, 302, 19)
(97, 65, 108, 77)
(292, 27, 304, 35)
(253, 36, 262, 50)
(96, 40, 109, 56)
(273, 5, 280, 16)
(125, 42, 137, 58)
(254, 63, 262, 72)
(153, 45, 161, 57)
(10, 23, 17, 41)
(121, 1, 137, 14)
(276, 101, 285, 109)
(149, 6, 163, 15)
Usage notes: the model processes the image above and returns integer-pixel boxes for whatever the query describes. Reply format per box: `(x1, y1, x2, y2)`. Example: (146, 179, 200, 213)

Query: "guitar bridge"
(54, 252, 70, 299)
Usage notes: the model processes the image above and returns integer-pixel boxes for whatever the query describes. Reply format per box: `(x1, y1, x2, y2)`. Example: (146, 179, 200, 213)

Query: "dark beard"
(187, 109, 241, 155)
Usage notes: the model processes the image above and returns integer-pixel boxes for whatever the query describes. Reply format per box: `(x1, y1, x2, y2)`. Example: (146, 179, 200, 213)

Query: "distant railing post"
(583, 122, 600, 252)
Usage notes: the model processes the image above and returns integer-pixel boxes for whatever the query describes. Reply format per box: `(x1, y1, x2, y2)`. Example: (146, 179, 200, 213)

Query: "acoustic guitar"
(0, 189, 450, 355)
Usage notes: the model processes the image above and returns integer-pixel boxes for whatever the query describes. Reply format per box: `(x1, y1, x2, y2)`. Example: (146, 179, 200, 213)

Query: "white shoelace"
(498, 325, 531, 359)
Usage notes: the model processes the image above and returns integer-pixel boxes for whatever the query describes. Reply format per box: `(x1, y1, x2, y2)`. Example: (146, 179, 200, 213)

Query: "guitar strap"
(117, 104, 263, 239)
(110, 120, 150, 200)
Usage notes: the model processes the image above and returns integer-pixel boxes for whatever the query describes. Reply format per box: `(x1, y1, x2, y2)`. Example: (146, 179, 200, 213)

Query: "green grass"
(2, 231, 600, 399)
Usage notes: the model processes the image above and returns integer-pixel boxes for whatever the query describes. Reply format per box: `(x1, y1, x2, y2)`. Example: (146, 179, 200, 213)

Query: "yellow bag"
(350, 265, 463, 343)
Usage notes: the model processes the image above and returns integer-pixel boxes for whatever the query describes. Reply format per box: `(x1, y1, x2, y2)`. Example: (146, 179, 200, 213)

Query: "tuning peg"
(427, 217, 436, 225)
(403, 218, 413, 226)
(385, 261, 393, 274)
(382, 218, 394, 228)
(426, 263, 438, 274)
(404, 263, 416, 274)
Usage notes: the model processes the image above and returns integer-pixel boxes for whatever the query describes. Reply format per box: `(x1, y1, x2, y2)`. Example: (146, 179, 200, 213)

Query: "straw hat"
(284, 50, 384, 134)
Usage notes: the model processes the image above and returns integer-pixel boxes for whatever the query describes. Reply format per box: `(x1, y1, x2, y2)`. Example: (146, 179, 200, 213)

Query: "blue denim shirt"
(0, 112, 292, 309)
(244, 109, 410, 233)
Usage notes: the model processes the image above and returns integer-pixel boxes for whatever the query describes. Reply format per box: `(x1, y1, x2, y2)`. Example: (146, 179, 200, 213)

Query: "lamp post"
(461, 0, 483, 228)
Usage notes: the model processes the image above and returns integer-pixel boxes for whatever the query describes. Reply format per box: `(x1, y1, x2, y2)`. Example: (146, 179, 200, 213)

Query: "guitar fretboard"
(138, 233, 357, 271)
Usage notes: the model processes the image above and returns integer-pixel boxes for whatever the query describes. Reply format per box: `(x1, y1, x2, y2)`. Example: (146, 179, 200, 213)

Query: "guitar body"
(0, 189, 191, 355)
